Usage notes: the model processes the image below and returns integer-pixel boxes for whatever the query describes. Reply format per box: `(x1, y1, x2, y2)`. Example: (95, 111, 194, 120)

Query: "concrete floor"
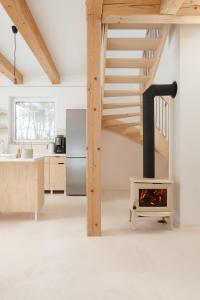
(0, 191, 200, 300)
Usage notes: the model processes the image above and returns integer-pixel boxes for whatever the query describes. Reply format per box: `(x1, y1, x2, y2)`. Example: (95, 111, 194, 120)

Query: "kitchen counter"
(0, 158, 44, 220)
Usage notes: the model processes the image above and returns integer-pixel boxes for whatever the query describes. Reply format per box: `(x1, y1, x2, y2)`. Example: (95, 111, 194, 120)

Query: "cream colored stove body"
(130, 178, 174, 229)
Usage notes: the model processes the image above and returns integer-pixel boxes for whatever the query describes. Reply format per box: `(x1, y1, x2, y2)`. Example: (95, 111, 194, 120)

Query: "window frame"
(11, 97, 56, 144)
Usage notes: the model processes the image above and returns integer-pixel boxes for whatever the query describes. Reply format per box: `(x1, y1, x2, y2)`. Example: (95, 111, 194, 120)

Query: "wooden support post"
(87, 14, 102, 236)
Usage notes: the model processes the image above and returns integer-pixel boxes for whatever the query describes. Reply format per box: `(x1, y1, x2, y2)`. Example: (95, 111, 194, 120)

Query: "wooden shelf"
(0, 112, 8, 116)
(0, 127, 8, 130)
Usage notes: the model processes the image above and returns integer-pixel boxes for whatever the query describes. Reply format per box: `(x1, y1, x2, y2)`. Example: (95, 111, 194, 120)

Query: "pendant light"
(12, 25, 18, 84)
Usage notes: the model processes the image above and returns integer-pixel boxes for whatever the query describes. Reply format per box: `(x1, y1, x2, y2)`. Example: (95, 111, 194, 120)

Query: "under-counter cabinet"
(44, 157, 50, 190)
(44, 156, 66, 192)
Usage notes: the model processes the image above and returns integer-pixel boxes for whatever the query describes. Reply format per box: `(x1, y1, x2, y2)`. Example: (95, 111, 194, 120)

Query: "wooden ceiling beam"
(0, 0, 60, 84)
(0, 52, 23, 84)
(160, 0, 185, 14)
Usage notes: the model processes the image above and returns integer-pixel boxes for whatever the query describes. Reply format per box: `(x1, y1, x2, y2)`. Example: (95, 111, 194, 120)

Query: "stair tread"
(107, 38, 161, 51)
(103, 102, 141, 109)
(104, 90, 142, 97)
(102, 112, 141, 121)
(105, 75, 150, 84)
(106, 58, 155, 69)
(108, 24, 163, 30)
(102, 120, 140, 127)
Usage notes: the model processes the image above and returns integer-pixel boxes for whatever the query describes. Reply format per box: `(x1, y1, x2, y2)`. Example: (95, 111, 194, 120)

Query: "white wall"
(102, 131, 143, 190)
(178, 25, 200, 225)
(155, 26, 180, 83)
(155, 26, 181, 226)
(156, 25, 200, 226)
(102, 130, 168, 190)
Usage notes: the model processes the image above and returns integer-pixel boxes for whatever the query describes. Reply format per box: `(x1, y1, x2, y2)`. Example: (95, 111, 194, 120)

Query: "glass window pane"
(15, 101, 55, 141)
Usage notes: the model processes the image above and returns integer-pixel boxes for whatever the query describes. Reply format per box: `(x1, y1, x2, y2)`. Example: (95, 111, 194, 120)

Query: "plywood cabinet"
(50, 159, 66, 191)
(44, 156, 66, 192)
(44, 157, 50, 190)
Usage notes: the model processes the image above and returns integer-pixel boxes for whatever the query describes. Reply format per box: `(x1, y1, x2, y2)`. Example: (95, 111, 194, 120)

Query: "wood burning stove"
(130, 178, 174, 229)
(129, 82, 177, 229)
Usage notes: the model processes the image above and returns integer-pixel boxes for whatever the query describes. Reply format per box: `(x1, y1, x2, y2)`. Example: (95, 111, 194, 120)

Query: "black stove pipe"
(143, 81, 177, 178)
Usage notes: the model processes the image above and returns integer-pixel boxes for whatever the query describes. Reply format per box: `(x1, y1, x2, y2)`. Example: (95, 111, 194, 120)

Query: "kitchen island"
(0, 157, 44, 220)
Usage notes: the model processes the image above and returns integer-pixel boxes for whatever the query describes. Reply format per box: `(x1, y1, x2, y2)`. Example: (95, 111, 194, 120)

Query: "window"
(12, 98, 55, 142)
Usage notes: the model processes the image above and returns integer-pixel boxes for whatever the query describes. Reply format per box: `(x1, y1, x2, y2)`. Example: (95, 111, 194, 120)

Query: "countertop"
(39, 153, 66, 157)
(0, 156, 44, 163)
(0, 153, 66, 162)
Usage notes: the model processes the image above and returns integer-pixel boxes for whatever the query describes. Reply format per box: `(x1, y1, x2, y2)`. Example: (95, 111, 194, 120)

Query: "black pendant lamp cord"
(13, 32, 17, 83)
(12, 25, 18, 84)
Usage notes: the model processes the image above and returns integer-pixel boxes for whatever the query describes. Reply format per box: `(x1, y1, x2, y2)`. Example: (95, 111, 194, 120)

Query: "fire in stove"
(139, 189, 167, 207)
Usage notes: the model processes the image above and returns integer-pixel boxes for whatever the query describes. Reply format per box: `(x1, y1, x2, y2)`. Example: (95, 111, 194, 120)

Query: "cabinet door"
(50, 157, 65, 164)
(44, 162, 50, 190)
(50, 158, 66, 191)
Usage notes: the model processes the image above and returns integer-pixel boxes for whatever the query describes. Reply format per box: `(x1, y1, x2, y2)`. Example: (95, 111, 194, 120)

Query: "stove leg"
(168, 216, 173, 230)
(129, 210, 132, 223)
(131, 211, 137, 230)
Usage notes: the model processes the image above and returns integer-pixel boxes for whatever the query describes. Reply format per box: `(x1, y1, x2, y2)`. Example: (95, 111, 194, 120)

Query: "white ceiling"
(0, 0, 86, 85)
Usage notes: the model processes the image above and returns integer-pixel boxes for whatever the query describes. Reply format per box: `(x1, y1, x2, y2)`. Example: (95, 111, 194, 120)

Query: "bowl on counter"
(21, 149, 33, 159)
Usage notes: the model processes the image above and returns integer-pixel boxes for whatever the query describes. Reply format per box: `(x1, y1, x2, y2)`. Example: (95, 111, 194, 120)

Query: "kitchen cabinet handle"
(58, 163, 64, 165)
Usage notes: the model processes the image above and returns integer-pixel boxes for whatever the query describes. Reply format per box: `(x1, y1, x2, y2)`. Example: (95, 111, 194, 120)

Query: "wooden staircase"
(102, 23, 171, 160)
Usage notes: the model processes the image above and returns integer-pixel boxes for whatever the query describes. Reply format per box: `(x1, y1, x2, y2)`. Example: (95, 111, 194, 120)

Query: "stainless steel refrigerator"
(66, 109, 86, 195)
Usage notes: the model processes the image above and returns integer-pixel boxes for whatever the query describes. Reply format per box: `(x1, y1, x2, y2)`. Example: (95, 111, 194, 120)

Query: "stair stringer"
(102, 24, 171, 160)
